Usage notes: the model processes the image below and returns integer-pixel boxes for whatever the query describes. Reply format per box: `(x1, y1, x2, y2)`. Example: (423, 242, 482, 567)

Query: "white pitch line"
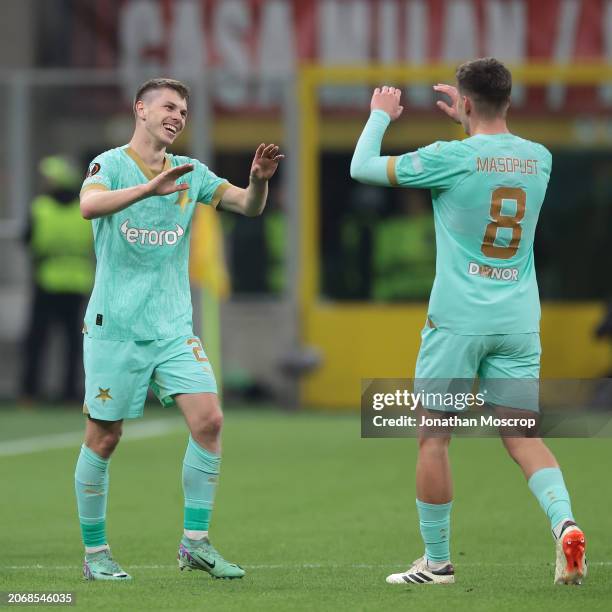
(0, 418, 184, 457)
(4, 562, 612, 570)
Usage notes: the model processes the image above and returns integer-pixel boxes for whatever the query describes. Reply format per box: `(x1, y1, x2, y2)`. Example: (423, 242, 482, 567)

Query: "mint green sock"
(75, 444, 109, 547)
(183, 436, 221, 531)
(416, 499, 452, 563)
(528, 467, 574, 531)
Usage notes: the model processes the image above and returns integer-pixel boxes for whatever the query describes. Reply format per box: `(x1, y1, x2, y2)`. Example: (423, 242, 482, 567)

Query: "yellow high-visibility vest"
(31, 195, 94, 294)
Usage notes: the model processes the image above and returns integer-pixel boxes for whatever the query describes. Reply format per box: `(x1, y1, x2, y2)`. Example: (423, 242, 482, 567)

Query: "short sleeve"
(81, 151, 119, 194)
(535, 144, 553, 182)
(391, 140, 469, 191)
(195, 160, 230, 209)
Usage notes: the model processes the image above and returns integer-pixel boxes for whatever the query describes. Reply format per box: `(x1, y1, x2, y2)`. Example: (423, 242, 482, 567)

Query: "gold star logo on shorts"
(96, 387, 113, 403)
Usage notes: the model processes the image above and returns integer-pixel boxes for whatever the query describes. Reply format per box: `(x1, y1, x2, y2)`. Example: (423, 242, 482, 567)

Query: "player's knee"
(90, 429, 122, 457)
(502, 436, 531, 463)
(418, 435, 451, 455)
(208, 410, 224, 436)
(195, 409, 223, 439)
(502, 434, 522, 449)
(98, 430, 122, 456)
(85, 419, 122, 458)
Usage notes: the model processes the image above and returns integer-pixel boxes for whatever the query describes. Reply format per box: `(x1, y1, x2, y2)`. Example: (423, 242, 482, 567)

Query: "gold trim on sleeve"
(80, 184, 109, 195)
(386, 156, 398, 186)
(206, 182, 232, 209)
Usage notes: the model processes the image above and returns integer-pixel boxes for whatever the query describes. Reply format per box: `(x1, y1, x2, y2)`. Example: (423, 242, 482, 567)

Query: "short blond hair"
(134, 78, 190, 108)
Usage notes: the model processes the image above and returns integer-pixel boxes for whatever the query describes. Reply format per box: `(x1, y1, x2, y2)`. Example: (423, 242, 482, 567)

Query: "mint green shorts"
(415, 325, 541, 412)
(83, 334, 217, 421)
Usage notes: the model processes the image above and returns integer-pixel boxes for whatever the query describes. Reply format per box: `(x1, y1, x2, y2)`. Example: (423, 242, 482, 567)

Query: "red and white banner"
(69, 0, 612, 112)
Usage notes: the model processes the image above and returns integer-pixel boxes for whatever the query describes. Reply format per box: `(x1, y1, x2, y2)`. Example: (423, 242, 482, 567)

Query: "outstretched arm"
(218, 144, 284, 217)
(350, 86, 403, 185)
(80, 164, 193, 220)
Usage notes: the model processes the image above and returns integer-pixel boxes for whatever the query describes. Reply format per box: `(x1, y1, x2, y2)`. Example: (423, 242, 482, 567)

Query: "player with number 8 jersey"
(388, 134, 549, 335)
(74, 78, 283, 582)
(351, 58, 586, 587)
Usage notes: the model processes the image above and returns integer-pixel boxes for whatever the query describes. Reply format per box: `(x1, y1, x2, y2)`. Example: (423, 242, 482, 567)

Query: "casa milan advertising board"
(66, 0, 612, 113)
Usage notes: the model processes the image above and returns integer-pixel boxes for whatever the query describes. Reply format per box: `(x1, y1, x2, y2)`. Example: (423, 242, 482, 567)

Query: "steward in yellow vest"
(30, 194, 93, 294)
(20, 156, 93, 402)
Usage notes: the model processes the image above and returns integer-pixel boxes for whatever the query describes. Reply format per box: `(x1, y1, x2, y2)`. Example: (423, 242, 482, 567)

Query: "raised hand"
(250, 144, 284, 182)
(370, 86, 404, 121)
(147, 163, 193, 196)
(433, 83, 461, 123)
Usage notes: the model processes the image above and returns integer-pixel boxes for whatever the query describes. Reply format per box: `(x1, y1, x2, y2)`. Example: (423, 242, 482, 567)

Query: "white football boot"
(386, 556, 455, 585)
(554, 521, 587, 585)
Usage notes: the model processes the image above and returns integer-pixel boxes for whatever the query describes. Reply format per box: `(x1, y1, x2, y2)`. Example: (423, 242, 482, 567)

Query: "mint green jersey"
(391, 134, 552, 334)
(81, 145, 229, 340)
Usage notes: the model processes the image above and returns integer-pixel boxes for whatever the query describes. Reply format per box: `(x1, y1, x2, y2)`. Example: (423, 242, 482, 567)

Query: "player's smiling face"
(142, 88, 188, 146)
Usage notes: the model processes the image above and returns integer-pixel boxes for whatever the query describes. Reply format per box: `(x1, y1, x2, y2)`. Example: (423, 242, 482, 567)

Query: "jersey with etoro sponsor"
(81, 145, 229, 340)
(389, 133, 551, 334)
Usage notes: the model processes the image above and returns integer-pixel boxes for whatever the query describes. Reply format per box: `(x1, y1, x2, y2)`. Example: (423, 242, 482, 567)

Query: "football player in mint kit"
(76, 78, 283, 581)
(351, 58, 586, 586)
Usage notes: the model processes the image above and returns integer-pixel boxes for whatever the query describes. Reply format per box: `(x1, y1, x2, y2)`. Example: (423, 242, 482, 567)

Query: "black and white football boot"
(386, 556, 455, 585)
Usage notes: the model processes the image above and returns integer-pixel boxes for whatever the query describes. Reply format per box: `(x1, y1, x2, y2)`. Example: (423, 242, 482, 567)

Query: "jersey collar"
(124, 146, 171, 180)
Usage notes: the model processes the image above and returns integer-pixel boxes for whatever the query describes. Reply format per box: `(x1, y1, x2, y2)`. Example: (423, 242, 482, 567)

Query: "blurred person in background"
(20, 155, 93, 403)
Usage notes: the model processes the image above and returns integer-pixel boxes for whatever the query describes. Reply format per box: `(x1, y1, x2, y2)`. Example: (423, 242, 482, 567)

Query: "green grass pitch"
(0, 405, 610, 611)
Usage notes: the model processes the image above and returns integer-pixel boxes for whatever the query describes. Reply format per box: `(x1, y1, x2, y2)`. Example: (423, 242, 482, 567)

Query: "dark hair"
(134, 78, 190, 108)
(456, 58, 511, 117)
